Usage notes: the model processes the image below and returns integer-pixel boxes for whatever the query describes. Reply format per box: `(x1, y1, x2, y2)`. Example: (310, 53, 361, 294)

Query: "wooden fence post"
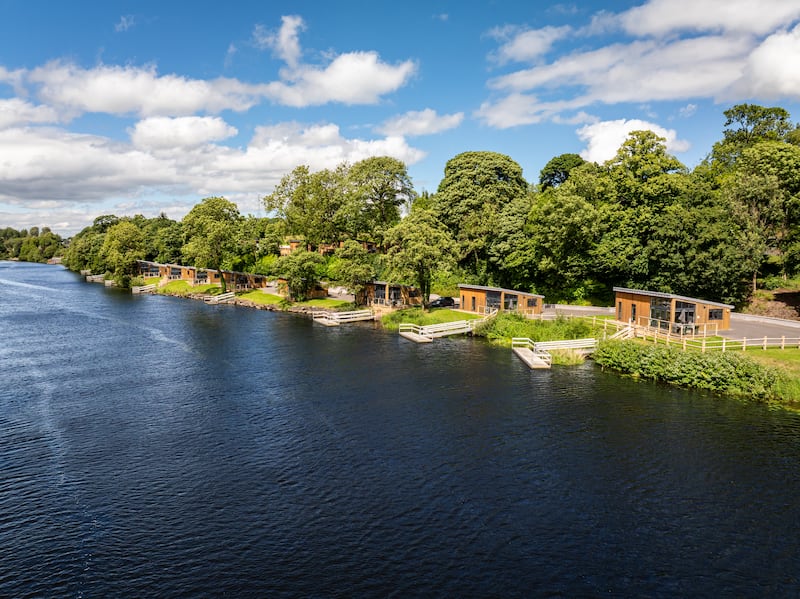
(722, 338, 726, 352)
(781, 336, 786, 350)
(743, 337, 747, 352)
(763, 336, 768, 350)
(702, 338, 706, 353)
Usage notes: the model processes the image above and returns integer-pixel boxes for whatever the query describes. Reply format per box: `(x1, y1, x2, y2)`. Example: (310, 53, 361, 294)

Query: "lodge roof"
(613, 287, 734, 309)
(458, 283, 544, 299)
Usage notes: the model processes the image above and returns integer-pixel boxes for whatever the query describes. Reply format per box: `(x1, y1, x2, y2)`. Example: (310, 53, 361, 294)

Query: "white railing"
(314, 310, 374, 324)
(205, 291, 235, 304)
(636, 329, 800, 353)
(533, 338, 598, 352)
(131, 284, 156, 294)
(511, 338, 553, 367)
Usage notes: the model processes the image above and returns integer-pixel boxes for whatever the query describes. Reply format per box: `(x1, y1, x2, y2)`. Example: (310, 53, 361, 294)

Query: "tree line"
(1, 226, 64, 263)
(48, 103, 800, 306)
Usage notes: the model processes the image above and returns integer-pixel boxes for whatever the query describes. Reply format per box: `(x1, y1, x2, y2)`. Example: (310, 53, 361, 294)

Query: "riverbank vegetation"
(1, 227, 64, 262)
(593, 339, 795, 404)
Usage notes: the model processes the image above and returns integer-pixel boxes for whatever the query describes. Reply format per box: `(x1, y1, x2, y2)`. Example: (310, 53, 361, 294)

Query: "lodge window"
(486, 291, 501, 310)
(708, 308, 723, 320)
(527, 298, 537, 308)
(650, 298, 671, 329)
(674, 301, 696, 324)
(504, 293, 518, 310)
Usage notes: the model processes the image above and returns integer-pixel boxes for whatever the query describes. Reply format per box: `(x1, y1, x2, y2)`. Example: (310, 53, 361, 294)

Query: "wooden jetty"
(313, 309, 374, 327)
(204, 291, 235, 304)
(511, 337, 598, 369)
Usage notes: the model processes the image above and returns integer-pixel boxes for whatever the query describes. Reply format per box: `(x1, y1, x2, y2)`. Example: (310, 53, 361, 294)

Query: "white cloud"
(263, 51, 417, 107)
(114, 15, 136, 32)
(253, 15, 305, 68)
(0, 99, 60, 128)
(28, 61, 265, 117)
(576, 118, 690, 163)
(377, 109, 463, 137)
(480, 1, 800, 129)
(129, 116, 238, 150)
(0, 121, 426, 233)
(489, 25, 572, 64)
(621, 0, 800, 37)
(728, 24, 800, 99)
(678, 103, 697, 118)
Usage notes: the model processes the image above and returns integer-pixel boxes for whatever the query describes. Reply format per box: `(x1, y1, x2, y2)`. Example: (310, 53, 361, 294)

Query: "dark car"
(428, 296, 455, 308)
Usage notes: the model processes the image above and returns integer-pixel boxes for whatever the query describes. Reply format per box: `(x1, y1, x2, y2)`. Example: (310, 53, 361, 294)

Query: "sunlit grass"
(380, 307, 483, 331)
(298, 298, 353, 309)
(239, 290, 283, 305)
(158, 281, 221, 295)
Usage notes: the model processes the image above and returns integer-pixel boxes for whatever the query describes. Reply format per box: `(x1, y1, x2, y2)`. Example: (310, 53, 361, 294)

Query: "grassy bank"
(380, 307, 483, 331)
(471, 312, 595, 346)
(592, 339, 797, 405)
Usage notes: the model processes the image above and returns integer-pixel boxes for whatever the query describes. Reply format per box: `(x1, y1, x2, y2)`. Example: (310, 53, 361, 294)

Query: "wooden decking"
(313, 309, 374, 326)
(511, 337, 598, 369)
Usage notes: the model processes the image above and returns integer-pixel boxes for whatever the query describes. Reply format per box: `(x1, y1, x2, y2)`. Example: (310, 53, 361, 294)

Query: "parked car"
(428, 296, 455, 308)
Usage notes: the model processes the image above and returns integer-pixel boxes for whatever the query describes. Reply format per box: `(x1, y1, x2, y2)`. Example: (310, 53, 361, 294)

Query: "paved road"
(723, 313, 800, 340)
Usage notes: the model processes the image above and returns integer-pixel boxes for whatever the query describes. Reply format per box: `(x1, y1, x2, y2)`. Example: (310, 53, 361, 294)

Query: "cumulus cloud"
(576, 119, 690, 163)
(0, 99, 60, 129)
(262, 51, 416, 107)
(0, 120, 426, 233)
(27, 61, 265, 117)
(377, 109, 463, 137)
(728, 24, 800, 99)
(129, 116, 238, 150)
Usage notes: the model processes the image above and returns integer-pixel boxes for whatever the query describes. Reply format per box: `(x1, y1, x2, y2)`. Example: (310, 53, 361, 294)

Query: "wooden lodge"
(613, 287, 733, 334)
(458, 284, 544, 316)
(359, 281, 423, 308)
(136, 260, 269, 291)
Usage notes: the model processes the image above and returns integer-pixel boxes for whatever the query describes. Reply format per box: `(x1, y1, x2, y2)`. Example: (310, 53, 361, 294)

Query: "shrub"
(593, 340, 782, 401)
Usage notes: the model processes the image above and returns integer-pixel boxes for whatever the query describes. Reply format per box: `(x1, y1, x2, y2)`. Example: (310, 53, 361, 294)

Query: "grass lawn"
(381, 307, 483, 331)
(239, 290, 284, 305)
(297, 298, 353, 309)
(158, 281, 221, 295)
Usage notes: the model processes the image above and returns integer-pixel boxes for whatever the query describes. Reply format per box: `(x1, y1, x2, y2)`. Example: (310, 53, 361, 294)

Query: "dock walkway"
(313, 309, 374, 326)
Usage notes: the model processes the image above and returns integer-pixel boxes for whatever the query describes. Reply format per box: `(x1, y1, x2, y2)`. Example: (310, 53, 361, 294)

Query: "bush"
(472, 312, 593, 346)
(593, 340, 782, 401)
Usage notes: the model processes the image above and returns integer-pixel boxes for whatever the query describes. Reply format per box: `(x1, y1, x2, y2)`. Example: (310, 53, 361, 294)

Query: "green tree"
(539, 153, 586, 190)
(182, 197, 241, 292)
(101, 221, 146, 287)
(275, 249, 325, 301)
(383, 209, 457, 304)
(328, 240, 377, 303)
(433, 151, 528, 281)
(711, 103, 793, 169)
(264, 165, 348, 248)
(348, 156, 415, 244)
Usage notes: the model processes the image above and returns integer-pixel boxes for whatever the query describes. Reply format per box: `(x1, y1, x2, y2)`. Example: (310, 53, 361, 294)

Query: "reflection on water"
(1, 261, 800, 597)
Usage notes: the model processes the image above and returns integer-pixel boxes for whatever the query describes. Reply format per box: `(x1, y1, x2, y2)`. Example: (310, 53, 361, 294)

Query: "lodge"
(358, 281, 423, 308)
(458, 284, 544, 316)
(136, 260, 269, 291)
(613, 287, 733, 334)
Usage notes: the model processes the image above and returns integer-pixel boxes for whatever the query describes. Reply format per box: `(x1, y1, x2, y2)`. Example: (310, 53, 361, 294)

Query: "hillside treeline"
(58, 103, 800, 305)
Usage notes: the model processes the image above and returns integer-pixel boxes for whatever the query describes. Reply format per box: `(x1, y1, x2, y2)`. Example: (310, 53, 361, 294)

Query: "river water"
(1, 261, 800, 597)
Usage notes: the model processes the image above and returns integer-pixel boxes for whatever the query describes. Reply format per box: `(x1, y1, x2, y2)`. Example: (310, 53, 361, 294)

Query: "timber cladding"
(613, 287, 733, 333)
(458, 284, 544, 316)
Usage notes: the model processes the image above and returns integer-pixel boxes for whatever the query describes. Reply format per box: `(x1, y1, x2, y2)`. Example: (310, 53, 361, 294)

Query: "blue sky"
(2, 0, 800, 235)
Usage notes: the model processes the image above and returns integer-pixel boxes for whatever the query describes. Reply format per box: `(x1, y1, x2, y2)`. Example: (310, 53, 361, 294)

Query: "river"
(1, 261, 799, 597)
